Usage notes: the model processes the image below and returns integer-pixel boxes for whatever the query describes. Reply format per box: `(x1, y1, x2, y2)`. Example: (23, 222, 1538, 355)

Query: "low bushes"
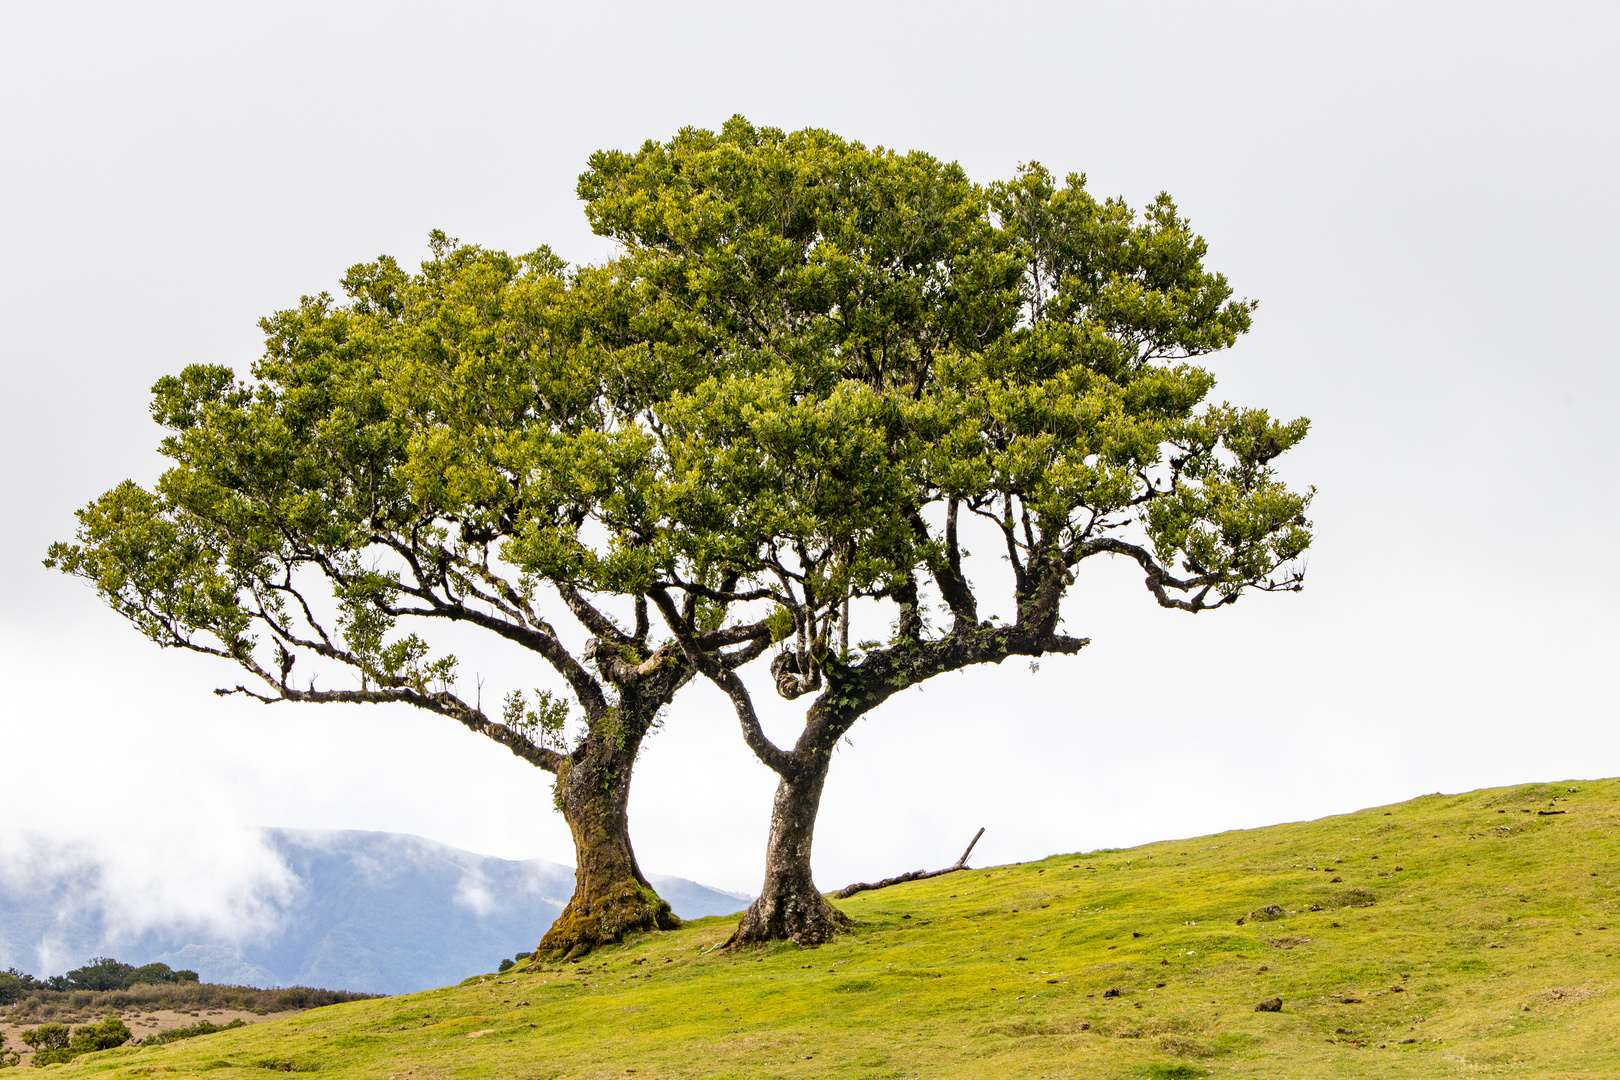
(22, 1015, 131, 1066)
(6, 982, 374, 1022)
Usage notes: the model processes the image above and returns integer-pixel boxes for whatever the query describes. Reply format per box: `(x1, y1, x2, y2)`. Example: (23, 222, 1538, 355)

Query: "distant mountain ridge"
(0, 829, 750, 995)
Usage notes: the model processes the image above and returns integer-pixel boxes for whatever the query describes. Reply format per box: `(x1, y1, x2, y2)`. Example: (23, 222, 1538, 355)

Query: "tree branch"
(647, 586, 795, 778)
(1075, 537, 1242, 612)
(555, 582, 634, 645)
(215, 682, 566, 772)
(905, 502, 977, 629)
(829, 828, 985, 899)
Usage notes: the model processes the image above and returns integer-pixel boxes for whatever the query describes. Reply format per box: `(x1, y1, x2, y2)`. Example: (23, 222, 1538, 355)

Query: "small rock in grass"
(1255, 997, 1283, 1012)
(1249, 905, 1286, 922)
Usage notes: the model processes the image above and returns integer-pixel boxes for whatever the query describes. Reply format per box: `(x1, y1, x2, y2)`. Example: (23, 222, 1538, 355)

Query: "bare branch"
(647, 586, 795, 778)
(555, 581, 633, 644)
(905, 501, 977, 628)
(1075, 537, 1243, 612)
(218, 681, 566, 773)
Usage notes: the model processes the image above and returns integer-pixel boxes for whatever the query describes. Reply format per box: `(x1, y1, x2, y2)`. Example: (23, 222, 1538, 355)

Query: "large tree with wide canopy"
(579, 118, 1314, 945)
(46, 234, 774, 960)
(49, 116, 1312, 958)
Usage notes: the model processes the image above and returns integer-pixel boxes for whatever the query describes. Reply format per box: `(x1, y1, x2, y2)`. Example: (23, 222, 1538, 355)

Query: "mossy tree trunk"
(537, 700, 679, 961)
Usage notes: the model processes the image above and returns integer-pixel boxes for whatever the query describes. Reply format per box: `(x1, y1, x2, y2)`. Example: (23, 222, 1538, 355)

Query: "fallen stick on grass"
(830, 828, 985, 899)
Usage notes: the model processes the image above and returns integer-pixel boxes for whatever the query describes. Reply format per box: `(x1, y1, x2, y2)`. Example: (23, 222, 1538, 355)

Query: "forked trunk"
(535, 717, 677, 961)
(730, 750, 852, 946)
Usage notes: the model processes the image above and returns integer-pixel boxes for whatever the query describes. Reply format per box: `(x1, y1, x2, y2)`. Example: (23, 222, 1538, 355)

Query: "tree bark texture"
(534, 698, 680, 961)
(729, 749, 852, 946)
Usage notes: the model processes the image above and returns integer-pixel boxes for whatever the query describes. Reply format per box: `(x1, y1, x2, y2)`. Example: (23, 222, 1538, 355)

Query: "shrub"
(4, 979, 374, 1021)
(20, 1024, 69, 1052)
(497, 958, 515, 973)
(140, 1018, 246, 1046)
(24, 1015, 131, 1066)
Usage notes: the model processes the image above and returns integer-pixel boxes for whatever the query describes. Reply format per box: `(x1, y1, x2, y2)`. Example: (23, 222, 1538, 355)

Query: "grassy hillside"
(42, 778, 1620, 1079)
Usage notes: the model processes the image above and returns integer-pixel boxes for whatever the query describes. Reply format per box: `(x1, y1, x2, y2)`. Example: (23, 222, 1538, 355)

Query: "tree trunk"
(730, 749, 852, 946)
(534, 714, 678, 961)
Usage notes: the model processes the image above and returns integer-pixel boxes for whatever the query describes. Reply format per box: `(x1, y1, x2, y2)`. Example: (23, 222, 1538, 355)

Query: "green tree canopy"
(574, 120, 1313, 943)
(49, 116, 1311, 954)
(47, 233, 774, 959)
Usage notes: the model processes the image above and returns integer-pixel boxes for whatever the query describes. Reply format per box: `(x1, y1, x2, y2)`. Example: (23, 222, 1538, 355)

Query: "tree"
(129, 962, 196, 986)
(47, 236, 774, 959)
(65, 957, 135, 992)
(0, 968, 40, 1005)
(581, 121, 1314, 944)
(19, 1024, 68, 1056)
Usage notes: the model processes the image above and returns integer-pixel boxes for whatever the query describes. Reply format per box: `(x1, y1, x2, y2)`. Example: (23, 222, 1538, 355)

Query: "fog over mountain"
(0, 829, 749, 995)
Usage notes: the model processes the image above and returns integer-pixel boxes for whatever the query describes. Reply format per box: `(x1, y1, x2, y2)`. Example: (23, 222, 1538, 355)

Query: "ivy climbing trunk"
(535, 702, 678, 962)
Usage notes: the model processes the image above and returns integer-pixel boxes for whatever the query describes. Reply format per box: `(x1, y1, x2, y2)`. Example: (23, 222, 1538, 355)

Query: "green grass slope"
(49, 778, 1620, 1079)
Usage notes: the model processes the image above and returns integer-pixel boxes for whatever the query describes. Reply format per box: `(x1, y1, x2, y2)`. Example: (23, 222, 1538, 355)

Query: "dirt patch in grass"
(0, 1006, 293, 1067)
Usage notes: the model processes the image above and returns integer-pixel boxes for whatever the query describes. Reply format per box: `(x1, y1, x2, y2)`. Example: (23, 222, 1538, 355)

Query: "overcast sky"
(2, 2, 1616, 921)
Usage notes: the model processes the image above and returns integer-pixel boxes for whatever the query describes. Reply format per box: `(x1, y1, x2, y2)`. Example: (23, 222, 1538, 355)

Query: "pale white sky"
(2, 2, 1616, 906)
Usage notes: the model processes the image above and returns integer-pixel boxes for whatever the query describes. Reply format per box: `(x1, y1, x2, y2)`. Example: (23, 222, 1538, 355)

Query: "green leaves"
(503, 689, 571, 750)
(579, 122, 1313, 633)
(45, 481, 252, 654)
(48, 118, 1313, 753)
(580, 116, 999, 396)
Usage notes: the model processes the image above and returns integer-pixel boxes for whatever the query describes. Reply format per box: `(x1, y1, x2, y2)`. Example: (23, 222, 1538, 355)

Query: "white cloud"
(0, 824, 298, 957)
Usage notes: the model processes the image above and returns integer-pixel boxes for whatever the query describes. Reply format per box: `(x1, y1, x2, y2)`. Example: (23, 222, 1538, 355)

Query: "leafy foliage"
(139, 1017, 247, 1046)
(0, 969, 41, 1005)
(23, 1015, 132, 1065)
(58, 958, 198, 992)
